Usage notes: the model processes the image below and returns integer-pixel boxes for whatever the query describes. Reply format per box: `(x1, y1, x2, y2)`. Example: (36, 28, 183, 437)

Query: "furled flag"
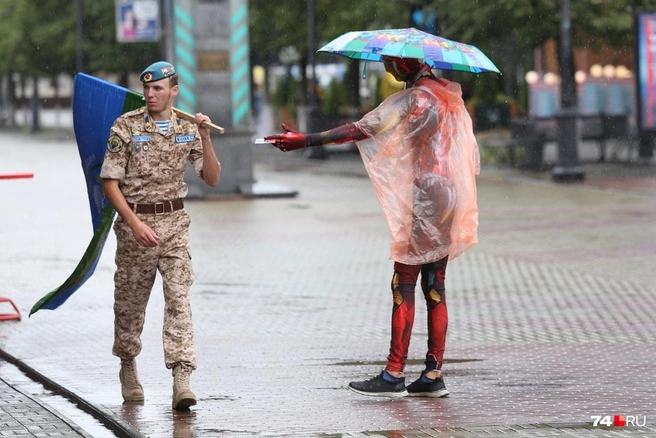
(30, 74, 144, 316)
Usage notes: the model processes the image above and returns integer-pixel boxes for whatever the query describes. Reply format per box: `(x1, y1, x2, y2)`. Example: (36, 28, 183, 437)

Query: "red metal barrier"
(0, 297, 21, 321)
(0, 171, 32, 320)
(0, 172, 34, 179)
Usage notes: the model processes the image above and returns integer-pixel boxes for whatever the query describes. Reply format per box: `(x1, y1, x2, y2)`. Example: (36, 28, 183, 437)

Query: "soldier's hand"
(264, 123, 307, 151)
(194, 113, 211, 138)
(131, 221, 159, 247)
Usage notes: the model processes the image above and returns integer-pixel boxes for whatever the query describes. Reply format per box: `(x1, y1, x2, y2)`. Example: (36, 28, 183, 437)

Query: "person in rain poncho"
(264, 55, 479, 398)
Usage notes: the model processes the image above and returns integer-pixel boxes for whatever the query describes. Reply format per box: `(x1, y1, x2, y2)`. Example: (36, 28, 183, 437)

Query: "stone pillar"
(173, 0, 254, 197)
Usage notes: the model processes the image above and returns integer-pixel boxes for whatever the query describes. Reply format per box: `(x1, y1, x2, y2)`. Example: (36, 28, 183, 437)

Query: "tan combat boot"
(172, 365, 197, 410)
(119, 359, 144, 402)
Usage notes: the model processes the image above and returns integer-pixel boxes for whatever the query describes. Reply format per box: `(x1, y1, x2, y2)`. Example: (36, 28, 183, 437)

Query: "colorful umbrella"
(318, 27, 500, 74)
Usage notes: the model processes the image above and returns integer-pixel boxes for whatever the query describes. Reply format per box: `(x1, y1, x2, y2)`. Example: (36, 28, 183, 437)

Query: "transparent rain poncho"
(354, 77, 480, 265)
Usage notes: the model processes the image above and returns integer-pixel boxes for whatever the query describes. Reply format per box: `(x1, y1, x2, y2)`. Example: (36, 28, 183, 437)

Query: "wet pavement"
(1, 364, 90, 437)
(1, 117, 656, 437)
(1, 358, 117, 438)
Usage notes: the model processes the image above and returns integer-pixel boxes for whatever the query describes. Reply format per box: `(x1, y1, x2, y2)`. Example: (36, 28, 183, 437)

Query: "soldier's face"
(143, 79, 179, 113)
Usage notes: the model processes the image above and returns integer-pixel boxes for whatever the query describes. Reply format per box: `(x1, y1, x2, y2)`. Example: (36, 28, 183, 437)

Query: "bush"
(322, 78, 347, 116)
(272, 75, 297, 111)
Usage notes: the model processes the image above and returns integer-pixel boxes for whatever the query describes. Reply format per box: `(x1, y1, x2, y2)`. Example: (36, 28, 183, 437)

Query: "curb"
(1, 375, 93, 438)
(0, 348, 145, 438)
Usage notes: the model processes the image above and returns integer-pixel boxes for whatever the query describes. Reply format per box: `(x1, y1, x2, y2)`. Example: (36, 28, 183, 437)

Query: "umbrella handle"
(172, 107, 225, 134)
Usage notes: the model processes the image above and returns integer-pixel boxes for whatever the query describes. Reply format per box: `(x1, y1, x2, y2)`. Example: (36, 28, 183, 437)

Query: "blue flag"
(30, 74, 144, 316)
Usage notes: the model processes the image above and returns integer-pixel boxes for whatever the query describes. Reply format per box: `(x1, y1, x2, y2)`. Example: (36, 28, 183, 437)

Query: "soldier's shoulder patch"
(107, 135, 123, 153)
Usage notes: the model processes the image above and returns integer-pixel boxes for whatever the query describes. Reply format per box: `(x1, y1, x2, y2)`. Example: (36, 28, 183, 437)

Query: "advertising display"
(116, 0, 160, 43)
(636, 11, 656, 132)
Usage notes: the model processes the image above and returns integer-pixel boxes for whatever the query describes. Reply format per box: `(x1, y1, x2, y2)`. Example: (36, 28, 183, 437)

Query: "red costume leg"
(386, 262, 421, 373)
(420, 256, 449, 371)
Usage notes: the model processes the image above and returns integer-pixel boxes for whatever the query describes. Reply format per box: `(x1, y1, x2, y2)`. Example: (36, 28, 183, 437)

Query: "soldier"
(265, 56, 479, 398)
(100, 61, 221, 409)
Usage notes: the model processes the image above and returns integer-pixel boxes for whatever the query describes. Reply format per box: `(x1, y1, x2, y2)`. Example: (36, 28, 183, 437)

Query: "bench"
(509, 115, 634, 167)
(580, 114, 633, 161)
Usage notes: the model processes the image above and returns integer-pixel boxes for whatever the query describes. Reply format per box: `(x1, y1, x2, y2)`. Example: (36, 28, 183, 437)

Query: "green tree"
(250, 0, 406, 111)
(322, 77, 347, 116)
(0, 0, 160, 128)
(420, 0, 656, 104)
(432, 0, 656, 51)
(0, 0, 78, 129)
(83, 1, 160, 84)
(316, 1, 407, 110)
(0, 0, 26, 74)
(0, 0, 76, 76)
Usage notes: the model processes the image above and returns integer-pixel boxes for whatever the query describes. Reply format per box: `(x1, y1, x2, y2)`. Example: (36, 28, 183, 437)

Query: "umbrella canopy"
(318, 28, 500, 74)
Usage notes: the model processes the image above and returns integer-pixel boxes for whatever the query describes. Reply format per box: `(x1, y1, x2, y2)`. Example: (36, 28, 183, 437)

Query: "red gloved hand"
(264, 124, 307, 151)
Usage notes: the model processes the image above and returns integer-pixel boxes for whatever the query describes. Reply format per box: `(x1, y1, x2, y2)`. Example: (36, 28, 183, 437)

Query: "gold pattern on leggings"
(392, 273, 403, 305)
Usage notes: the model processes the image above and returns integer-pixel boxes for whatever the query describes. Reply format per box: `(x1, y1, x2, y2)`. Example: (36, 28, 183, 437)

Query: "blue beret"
(140, 61, 176, 83)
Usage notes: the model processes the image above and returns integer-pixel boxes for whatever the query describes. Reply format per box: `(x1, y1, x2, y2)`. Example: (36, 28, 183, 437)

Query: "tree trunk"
(53, 76, 61, 129)
(119, 72, 129, 89)
(31, 75, 40, 132)
(21, 76, 28, 129)
(346, 59, 361, 116)
(299, 57, 308, 106)
(0, 74, 7, 126)
(8, 73, 16, 127)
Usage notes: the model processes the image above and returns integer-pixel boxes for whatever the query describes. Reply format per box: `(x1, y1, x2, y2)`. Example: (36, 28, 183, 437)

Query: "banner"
(636, 11, 656, 132)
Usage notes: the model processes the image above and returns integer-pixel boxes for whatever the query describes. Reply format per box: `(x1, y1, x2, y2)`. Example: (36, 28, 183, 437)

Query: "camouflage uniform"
(100, 107, 211, 370)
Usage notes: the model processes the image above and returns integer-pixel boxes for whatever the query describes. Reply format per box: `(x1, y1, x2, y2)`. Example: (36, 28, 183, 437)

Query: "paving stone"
(0, 375, 88, 438)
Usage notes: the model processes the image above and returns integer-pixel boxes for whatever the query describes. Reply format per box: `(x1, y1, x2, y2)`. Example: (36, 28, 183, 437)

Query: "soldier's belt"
(127, 199, 184, 215)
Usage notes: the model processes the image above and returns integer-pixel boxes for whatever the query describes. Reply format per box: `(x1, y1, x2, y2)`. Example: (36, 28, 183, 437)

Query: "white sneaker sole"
(407, 389, 449, 398)
(348, 386, 408, 398)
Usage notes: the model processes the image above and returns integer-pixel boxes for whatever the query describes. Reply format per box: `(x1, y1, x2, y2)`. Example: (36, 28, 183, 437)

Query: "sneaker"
(348, 371, 408, 398)
(406, 373, 449, 397)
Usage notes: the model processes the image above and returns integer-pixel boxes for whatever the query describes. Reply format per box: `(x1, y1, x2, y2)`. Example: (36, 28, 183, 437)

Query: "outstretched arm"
(264, 123, 369, 152)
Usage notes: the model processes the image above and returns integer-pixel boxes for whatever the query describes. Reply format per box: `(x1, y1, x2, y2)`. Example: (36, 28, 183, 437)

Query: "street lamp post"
(552, 0, 584, 181)
(162, 0, 174, 63)
(76, 0, 84, 73)
(306, 0, 327, 159)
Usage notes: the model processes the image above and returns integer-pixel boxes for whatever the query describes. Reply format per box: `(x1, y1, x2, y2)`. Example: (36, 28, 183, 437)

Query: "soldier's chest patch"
(175, 134, 195, 143)
(132, 135, 150, 153)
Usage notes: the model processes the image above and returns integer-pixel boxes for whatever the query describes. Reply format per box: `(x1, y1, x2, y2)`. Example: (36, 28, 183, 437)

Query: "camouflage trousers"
(111, 210, 196, 370)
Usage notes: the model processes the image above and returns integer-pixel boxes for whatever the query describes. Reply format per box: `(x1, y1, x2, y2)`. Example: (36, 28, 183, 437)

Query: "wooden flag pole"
(172, 107, 225, 134)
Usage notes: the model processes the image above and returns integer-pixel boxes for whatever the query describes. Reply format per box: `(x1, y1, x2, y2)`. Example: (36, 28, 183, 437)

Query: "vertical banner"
(636, 11, 656, 132)
(116, 0, 161, 43)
